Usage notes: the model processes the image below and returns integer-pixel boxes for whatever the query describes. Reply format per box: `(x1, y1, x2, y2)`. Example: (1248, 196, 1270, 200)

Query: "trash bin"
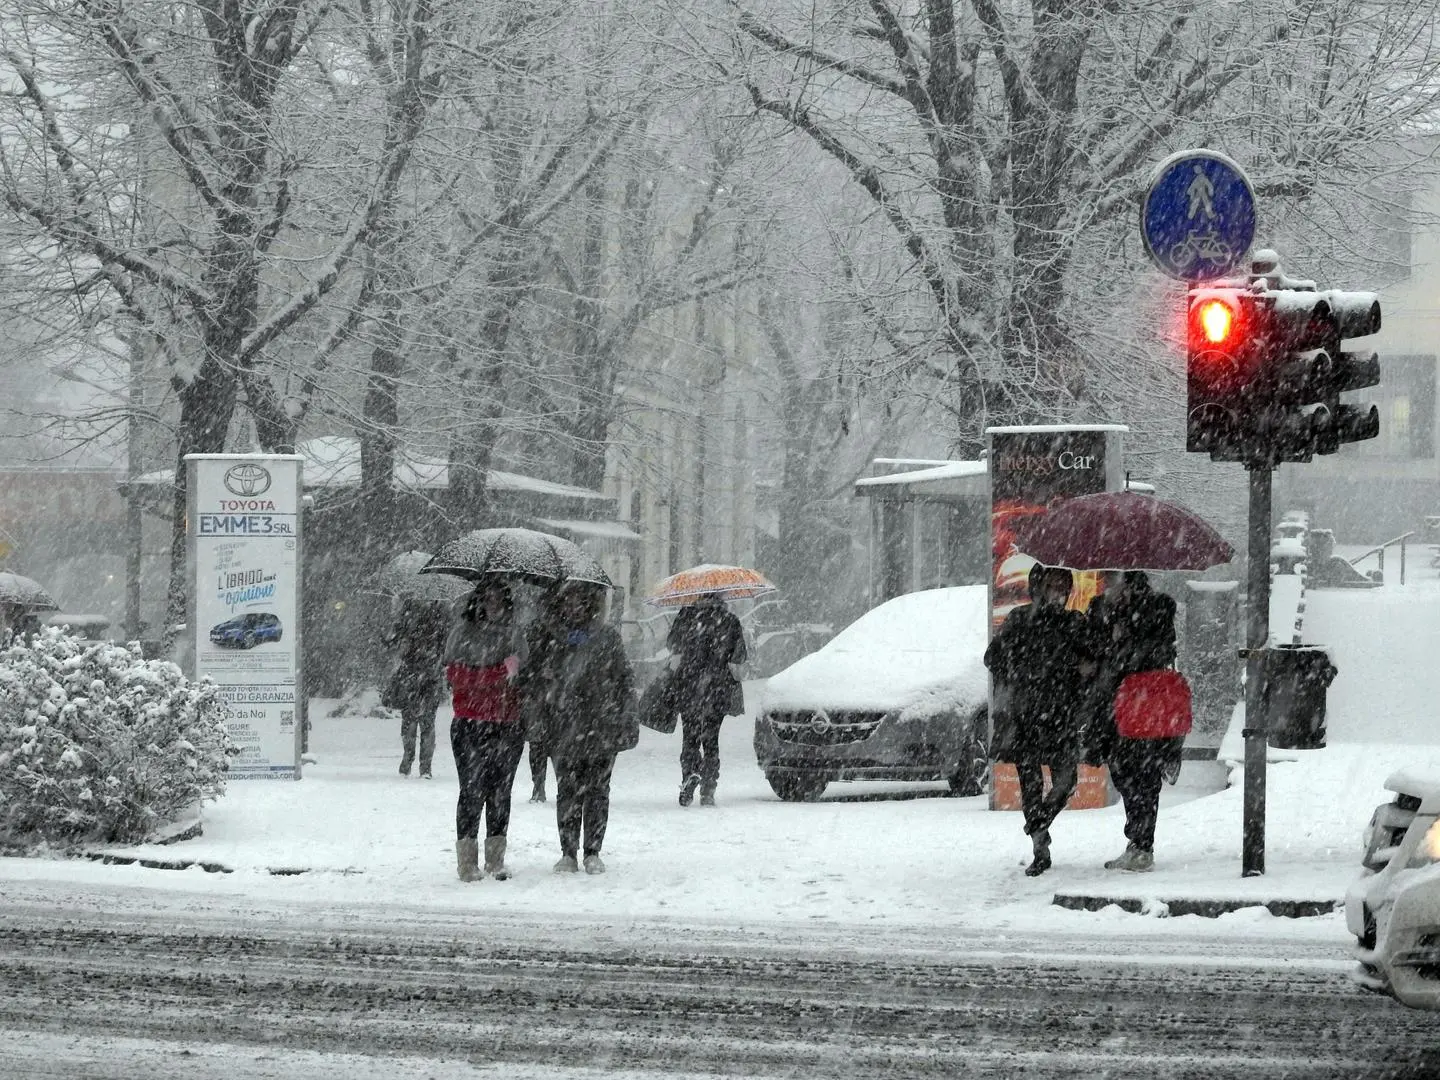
(1265, 644, 1338, 750)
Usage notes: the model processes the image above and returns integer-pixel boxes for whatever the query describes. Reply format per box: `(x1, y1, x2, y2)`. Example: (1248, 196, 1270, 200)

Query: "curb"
(84, 852, 233, 874)
(1051, 892, 1337, 919)
(78, 852, 363, 877)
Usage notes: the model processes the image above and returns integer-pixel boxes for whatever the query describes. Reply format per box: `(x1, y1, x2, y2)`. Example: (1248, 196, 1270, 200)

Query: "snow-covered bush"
(0, 628, 236, 847)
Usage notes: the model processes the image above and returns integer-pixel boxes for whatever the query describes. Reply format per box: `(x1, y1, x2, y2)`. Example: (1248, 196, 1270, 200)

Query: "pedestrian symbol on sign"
(1141, 150, 1255, 281)
(1186, 166, 1216, 220)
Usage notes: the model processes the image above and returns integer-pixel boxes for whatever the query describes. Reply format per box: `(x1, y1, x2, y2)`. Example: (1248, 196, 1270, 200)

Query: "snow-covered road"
(0, 888, 1431, 1080)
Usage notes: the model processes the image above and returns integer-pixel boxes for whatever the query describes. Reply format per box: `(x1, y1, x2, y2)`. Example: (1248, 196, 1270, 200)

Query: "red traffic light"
(1195, 298, 1236, 344)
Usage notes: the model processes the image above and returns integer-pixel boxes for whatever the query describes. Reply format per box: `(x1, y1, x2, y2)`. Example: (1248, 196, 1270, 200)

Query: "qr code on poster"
(281, 710, 294, 726)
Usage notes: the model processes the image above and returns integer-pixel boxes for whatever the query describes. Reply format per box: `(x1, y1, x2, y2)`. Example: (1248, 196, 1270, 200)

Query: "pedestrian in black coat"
(1086, 570, 1181, 872)
(527, 582, 637, 875)
(381, 597, 448, 778)
(516, 588, 562, 804)
(666, 592, 747, 807)
(983, 565, 1093, 876)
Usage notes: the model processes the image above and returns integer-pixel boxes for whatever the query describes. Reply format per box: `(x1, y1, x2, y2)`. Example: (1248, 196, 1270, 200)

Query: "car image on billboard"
(208, 612, 283, 650)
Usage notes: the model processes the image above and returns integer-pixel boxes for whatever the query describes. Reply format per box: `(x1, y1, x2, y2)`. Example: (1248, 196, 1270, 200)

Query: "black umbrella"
(421, 528, 613, 587)
(0, 571, 59, 611)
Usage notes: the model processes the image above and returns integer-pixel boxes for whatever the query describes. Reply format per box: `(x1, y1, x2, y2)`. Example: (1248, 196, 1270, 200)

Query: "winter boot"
(699, 786, 716, 808)
(679, 773, 701, 807)
(456, 838, 482, 882)
(583, 853, 606, 875)
(1104, 844, 1154, 872)
(399, 751, 414, 776)
(1025, 829, 1052, 877)
(553, 853, 580, 873)
(484, 836, 511, 881)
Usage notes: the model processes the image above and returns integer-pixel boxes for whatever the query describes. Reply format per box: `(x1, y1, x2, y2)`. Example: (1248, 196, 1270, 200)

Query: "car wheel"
(242, 631, 257, 649)
(948, 715, 990, 797)
(765, 770, 827, 802)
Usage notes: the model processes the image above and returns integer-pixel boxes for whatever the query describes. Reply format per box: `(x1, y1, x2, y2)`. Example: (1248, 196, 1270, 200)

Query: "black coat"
(382, 598, 447, 713)
(983, 603, 1092, 765)
(1086, 588, 1177, 682)
(516, 620, 562, 746)
(528, 623, 637, 760)
(666, 603, 746, 720)
(1085, 583, 1180, 763)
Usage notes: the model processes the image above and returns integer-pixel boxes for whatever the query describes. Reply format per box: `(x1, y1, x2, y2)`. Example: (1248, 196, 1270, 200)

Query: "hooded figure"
(666, 592, 747, 807)
(983, 565, 1093, 876)
(528, 582, 637, 875)
(1085, 570, 1181, 873)
(443, 580, 524, 881)
(381, 597, 449, 778)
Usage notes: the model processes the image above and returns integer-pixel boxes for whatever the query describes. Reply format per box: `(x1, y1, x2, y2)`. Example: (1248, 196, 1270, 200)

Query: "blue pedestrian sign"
(1141, 150, 1256, 281)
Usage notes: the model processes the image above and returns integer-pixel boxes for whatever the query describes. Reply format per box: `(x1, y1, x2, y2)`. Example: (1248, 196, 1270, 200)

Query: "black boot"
(1025, 829, 1052, 876)
(679, 773, 700, 807)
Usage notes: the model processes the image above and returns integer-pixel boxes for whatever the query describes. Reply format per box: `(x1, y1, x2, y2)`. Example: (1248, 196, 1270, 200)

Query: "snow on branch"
(743, 83, 944, 315)
(733, 4, 907, 99)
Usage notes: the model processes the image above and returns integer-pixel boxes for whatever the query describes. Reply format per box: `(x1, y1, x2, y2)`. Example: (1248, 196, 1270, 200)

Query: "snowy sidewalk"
(2, 683, 1431, 951)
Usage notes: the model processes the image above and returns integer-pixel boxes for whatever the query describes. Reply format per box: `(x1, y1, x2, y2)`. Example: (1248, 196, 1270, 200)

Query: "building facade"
(1275, 181, 1440, 541)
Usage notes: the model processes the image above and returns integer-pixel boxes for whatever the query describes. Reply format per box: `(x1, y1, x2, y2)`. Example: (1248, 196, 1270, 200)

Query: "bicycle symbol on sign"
(1167, 230, 1233, 274)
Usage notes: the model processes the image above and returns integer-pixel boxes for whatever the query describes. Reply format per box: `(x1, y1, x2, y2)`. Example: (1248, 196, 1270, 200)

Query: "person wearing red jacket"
(444, 580, 523, 882)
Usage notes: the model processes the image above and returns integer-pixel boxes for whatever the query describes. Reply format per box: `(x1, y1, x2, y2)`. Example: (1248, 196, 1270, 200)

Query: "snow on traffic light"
(1185, 281, 1382, 465)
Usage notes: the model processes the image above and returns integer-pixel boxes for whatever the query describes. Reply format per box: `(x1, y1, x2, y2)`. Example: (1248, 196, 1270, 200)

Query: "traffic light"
(1186, 283, 1382, 464)
(1186, 287, 1264, 458)
(1264, 289, 1381, 460)
(1317, 291, 1381, 453)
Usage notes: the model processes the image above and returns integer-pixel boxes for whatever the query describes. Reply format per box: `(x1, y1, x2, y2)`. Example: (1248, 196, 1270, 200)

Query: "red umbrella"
(1008, 492, 1234, 572)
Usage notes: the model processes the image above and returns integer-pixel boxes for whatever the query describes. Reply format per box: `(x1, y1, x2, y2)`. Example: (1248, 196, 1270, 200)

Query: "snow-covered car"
(1347, 768, 1440, 1009)
(753, 585, 990, 802)
(209, 611, 283, 649)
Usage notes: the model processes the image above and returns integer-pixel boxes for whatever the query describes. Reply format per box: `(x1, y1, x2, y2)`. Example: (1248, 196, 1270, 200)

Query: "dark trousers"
(528, 740, 549, 789)
(450, 719, 525, 840)
(679, 704, 724, 791)
(553, 754, 615, 857)
(1110, 740, 1166, 852)
(400, 703, 437, 773)
(1015, 762, 1078, 837)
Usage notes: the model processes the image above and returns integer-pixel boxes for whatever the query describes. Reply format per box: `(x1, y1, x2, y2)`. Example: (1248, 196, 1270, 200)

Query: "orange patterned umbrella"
(645, 564, 777, 608)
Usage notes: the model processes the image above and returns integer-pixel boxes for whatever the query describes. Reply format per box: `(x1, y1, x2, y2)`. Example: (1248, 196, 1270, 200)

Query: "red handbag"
(1114, 669, 1193, 739)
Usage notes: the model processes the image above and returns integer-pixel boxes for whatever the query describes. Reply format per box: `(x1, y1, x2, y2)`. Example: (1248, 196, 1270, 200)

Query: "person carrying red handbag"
(1085, 570, 1183, 873)
(444, 580, 523, 882)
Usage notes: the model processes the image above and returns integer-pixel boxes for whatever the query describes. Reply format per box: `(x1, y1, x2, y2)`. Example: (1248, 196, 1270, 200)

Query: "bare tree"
(719, 0, 1440, 450)
(0, 0, 434, 623)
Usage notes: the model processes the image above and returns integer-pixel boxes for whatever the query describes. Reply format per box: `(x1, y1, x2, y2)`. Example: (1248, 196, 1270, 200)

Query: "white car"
(1346, 768, 1440, 1009)
(753, 586, 990, 802)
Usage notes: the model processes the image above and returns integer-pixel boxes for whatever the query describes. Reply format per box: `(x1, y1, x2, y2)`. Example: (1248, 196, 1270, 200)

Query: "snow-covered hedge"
(0, 629, 236, 847)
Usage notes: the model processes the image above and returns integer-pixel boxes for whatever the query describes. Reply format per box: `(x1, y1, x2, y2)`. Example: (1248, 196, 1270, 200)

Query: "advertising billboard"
(186, 454, 304, 779)
(986, 426, 1125, 811)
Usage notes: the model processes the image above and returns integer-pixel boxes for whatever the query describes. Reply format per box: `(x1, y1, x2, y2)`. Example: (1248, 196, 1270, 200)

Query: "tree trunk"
(569, 172, 612, 493)
(165, 352, 239, 637)
(361, 295, 405, 559)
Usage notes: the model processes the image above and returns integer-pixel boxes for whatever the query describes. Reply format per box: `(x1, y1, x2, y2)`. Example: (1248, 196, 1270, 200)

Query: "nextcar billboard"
(986, 425, 1126, 812)
(186, 454, 304, 779)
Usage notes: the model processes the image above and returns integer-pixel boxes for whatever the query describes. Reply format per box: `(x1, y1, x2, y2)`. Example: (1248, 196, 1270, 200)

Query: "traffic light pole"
(1241, 462, 1273, 876)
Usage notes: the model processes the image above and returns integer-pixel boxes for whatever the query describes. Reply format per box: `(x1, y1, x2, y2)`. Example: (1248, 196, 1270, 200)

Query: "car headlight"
(1406, 817, 1440, 869)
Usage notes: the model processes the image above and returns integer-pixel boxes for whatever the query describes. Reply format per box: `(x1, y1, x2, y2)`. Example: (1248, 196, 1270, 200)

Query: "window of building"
(1346, 355, 1435, 460)
(1391, 397, 1410, 446)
